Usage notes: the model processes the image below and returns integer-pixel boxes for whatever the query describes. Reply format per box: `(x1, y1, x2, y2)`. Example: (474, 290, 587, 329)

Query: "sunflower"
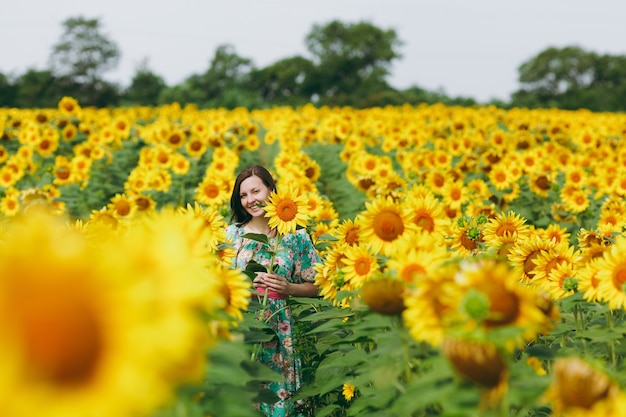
(540, 223, 571, 245)
(488, 163, 515, 191)
(545, 357, 620, 415)
(560, 188, 590, 214)
(440, 180, 470, 210)
(536, 259, 579, 300)
(332, 218, 362, 247)
(577, 227, 613, 262)
(528, 242, 580, 288)
(314, 243, 349, 306)
(185, 136, 207, 158)
(164, 129, 186, 149)
(508, 236, 556, 284)
(424, 168, 448, 196)
(594, 236, 626, 309)
(58, 96, 81, 116)
(442, 337, 507, 389)
(61, 124, 78, 142)
(177, 202, 228, 255)
(130, 192, 156, 214)
(302, 192, 326, 220)
(264, 186, 309, 236)
(402, 262, 460, 347)
(52, 155, 74, 185)
(578, 257, 603, 303)
(107, 193, 137, 219)
(342, 383, 356, 401)
(0, 187, 20, 217)
(447, 216, 486, 257)
(341, 243, 380, 291)
(527, 172, 554, 198)
(209, 260, 251, 320)
(170, 152, 191, 176)
(0, 166, 18, 190)
(35, 132, 59, 158)
(88, 207, 120, 232)
(481, 211, 530, 249)
(357, 196, 415, 256)
(563, 165, 588, 189)
(407, 193, 448, 239)
(194, 176, 231, 208)
(386, 231, 449, 285)
(452, 259, 551, 349)
(0, 208, 219, 417)
(0, 144, 8, 164)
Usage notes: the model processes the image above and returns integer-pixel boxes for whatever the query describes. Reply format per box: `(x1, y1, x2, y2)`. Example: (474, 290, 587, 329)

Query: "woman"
(225, 165, 320, 416)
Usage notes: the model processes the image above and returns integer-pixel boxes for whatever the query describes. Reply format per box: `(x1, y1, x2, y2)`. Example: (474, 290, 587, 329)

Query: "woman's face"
(239, 175, 271, 219)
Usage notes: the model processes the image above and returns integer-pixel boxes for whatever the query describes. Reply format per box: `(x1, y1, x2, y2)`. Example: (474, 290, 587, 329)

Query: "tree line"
(1, 16, 625, 111)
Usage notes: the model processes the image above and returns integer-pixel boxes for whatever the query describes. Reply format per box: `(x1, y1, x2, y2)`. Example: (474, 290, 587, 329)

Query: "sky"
(2, 0, 625, 102)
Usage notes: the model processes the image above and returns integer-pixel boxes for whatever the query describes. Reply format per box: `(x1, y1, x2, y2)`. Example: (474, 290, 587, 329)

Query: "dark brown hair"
(230, 165, 277, 224)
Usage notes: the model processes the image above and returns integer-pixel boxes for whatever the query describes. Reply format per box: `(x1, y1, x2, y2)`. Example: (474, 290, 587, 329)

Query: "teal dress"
(225, 223, 320, 416)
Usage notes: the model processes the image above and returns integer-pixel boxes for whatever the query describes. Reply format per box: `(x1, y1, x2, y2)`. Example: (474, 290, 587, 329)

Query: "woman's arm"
(256, 272, 319, 297)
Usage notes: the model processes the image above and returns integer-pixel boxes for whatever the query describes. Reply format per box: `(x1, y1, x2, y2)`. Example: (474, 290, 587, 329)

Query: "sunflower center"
(276, 200, 297, 221)
(612, 265, 626, 290)
(114, 200, 131, 217)
(17, 293, 104, 386)
(204, 184, 220, 199)
(373, 210, 405, 242)
(414, 212, 435, 232)
(189, 141, 202, 152)
(401, 264, 427, 283)
(433, 173, 445, 188)
(450, 188, 461, 201)
(460, 233, 478, 251)
(496, 223, 517, 237)
(523, 250, 541, 279)
(345, 228, 359, 245)
(354, 258, 371, 276)
(483, 285, 520, 326)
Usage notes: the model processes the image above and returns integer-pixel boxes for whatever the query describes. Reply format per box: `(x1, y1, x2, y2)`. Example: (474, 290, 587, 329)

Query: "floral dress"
(225, 223, 320, 417)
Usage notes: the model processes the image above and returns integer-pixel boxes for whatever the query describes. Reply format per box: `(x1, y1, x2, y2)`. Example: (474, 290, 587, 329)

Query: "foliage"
(305, 20, 402, 107)
(47, 16, 121, 106)
(512, 45, 626, 111)
(123, 60, 167, 106)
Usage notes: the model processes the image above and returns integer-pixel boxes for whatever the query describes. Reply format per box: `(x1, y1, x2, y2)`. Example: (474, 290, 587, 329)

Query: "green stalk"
(606, 310, 617, 368)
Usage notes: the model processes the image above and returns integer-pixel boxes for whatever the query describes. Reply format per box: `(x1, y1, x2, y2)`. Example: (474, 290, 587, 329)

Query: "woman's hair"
(230, 165, 277, 224)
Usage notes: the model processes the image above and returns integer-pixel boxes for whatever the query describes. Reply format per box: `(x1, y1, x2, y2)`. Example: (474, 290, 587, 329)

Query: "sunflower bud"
(547, 357, 618, 412)
(442, 338, 507, 388)
(361, 275, 406, 315)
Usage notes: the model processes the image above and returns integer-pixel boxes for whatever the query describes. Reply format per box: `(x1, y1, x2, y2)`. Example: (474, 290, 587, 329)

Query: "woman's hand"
(255, 272, 290, 295)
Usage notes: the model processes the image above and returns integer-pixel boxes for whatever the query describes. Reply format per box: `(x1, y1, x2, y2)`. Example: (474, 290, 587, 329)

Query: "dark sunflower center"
(373, 210, 404, 242)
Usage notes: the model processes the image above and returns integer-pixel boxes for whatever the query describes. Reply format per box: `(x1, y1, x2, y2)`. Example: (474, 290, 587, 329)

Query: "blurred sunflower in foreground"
(0, 207, 247, 417)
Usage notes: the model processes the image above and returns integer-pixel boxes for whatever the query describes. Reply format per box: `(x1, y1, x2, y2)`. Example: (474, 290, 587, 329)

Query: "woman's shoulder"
(225, 223, 244, 238)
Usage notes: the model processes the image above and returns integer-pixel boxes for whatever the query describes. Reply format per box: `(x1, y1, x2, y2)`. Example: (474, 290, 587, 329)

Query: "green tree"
(511, 45, 626, 111)
(124, 59, 167, 106)
(48, 16, 121, 106)
(13, 69, 65, 108)
(304, 20, 402, 107)
(247, 56, 316, 106)
(165, 44, 258, 108)
(0, 72, 17, 107)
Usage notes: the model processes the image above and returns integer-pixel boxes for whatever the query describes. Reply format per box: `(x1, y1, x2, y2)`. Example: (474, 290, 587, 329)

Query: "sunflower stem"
(606, 310, 617, 368)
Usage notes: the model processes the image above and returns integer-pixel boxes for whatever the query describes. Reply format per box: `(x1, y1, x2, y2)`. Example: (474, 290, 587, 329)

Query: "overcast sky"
(2, 0, 625, 102)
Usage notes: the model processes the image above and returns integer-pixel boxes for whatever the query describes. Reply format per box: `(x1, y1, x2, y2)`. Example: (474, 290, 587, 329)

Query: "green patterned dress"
(226, 224, 320, 416)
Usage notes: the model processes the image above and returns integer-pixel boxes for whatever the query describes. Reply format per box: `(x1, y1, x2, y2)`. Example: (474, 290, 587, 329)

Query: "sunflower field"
(2, 97, 626, 417)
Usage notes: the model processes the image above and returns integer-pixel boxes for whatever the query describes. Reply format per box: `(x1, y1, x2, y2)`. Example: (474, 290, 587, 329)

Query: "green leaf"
(242, 232, 269, 245)
(242, 260, 267, 280)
